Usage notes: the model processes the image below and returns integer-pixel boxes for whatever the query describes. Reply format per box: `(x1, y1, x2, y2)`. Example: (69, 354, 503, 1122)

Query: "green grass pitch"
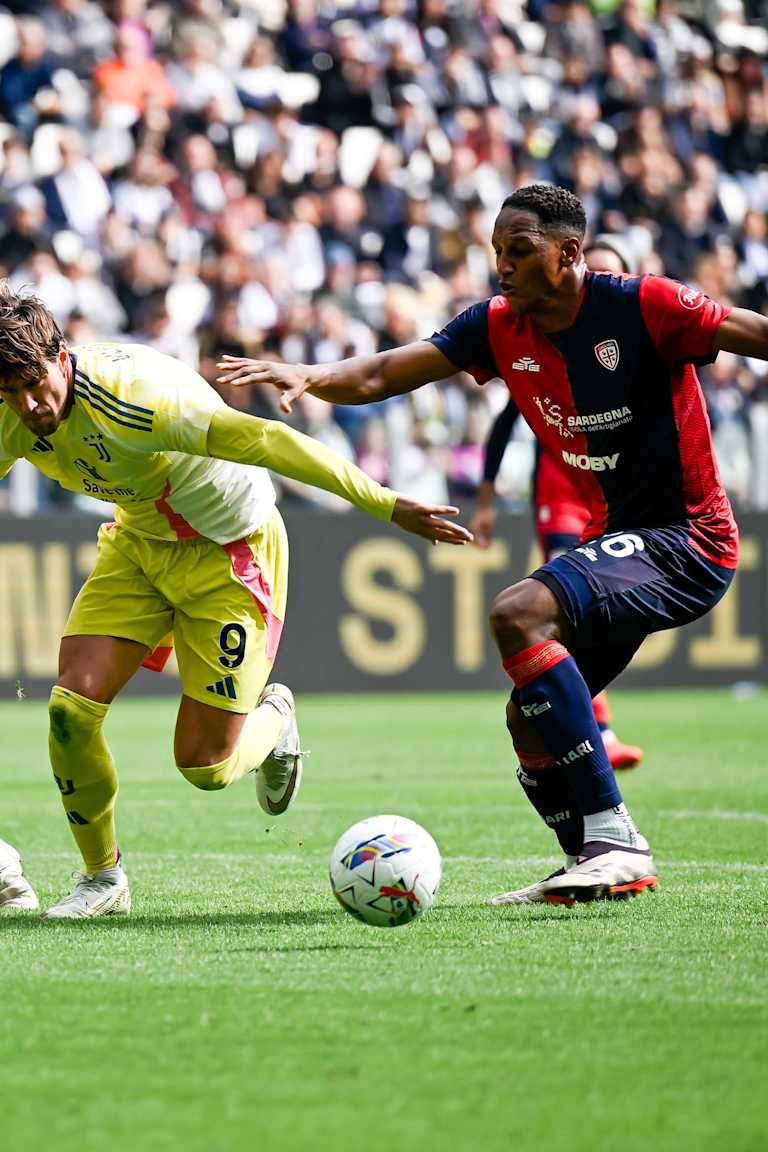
(2, 689, 766, 1152)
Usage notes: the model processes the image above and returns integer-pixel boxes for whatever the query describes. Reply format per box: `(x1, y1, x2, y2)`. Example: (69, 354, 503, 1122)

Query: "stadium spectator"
(0, 18, 55, 137)
(44, 0, 115, 78)
(40, 128, 111, 244)
(91, 24, 176, 117)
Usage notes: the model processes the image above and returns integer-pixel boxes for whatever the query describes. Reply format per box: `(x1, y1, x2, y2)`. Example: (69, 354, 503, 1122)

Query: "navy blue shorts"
(541, 532, 580, 561)
(532, 525, 735, 696)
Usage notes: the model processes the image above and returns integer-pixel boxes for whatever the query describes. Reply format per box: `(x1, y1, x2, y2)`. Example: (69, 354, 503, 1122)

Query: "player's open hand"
(392, 495, 474, 545)
(216, 355, 310, 413)
(469, 504, 496, 548)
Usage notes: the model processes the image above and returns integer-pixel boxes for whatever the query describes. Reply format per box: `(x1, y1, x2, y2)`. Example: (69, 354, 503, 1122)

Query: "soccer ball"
(329, 814, 442, 928)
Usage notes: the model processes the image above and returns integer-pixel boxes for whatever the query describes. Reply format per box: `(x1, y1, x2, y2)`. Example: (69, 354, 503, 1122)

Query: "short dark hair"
(500, 185, 587, 237)
(0, 281, 63, 387)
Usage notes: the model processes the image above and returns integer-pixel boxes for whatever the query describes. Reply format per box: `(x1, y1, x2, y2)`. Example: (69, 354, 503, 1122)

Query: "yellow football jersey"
(0, 343, 278, 543)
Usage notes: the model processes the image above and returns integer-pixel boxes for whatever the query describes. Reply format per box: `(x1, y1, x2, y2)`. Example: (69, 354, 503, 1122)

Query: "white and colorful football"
(329, 814, 442, 928)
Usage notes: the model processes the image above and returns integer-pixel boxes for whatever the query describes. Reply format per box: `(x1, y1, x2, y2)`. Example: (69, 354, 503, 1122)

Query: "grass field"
(2, 689, 767, 1152)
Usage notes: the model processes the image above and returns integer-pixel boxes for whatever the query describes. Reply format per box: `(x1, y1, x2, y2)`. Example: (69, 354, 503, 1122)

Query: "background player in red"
(217, 185, 768, 908)
(470, 236, 643, 771)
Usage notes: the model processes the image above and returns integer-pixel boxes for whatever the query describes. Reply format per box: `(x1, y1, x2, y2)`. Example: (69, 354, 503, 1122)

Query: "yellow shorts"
(64, 508, 289, 714)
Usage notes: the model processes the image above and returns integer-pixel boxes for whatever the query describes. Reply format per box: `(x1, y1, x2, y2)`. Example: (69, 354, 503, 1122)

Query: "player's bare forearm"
(475, 480, 496, 508)
(713, 309, 768, 359)
(469, 482, 497, 549)
(216, 342, 457, 413)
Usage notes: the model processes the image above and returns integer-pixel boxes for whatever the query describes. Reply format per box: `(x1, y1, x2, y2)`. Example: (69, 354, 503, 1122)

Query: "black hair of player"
(500, 185, 587, 239)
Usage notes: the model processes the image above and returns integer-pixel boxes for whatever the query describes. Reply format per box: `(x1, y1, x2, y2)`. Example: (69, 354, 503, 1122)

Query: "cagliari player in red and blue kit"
(470, 238, 645, 773)
(217, 184, 768, 908)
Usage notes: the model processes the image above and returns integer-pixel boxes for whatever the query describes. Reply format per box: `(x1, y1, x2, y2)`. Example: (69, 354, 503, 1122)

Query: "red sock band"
(503, 640, 570, 689)
(516, 748, 557, 770)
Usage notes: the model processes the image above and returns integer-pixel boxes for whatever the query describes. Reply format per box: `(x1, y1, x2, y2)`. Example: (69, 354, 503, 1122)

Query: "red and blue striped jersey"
(429, 272, 739, 568)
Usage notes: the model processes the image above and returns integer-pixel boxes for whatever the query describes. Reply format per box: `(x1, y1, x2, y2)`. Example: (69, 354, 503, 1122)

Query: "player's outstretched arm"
(206, 405, 472, 545)
(712, 309, 768, 359)
(216, 341, 457, 413)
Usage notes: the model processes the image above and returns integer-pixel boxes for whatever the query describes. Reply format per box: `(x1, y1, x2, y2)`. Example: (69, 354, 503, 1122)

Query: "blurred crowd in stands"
(0, 0, 766, 516)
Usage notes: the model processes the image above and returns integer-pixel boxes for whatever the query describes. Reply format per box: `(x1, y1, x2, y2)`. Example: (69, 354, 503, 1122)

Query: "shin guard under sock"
(48, 686, 118, 873)
(504, 641, 623, 815)
(514, 749, 585, 856)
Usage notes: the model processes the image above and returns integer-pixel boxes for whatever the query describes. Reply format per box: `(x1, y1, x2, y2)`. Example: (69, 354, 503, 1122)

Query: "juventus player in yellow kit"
(0, 284, 471, 919)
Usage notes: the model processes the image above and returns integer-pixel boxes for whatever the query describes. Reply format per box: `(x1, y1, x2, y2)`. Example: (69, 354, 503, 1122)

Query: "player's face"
(0, 344, 73, 436)
(491, 208, 579, 313)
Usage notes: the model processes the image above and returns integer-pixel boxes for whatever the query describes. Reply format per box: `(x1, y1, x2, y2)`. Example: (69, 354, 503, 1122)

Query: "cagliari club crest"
(594, 339, 620, 371)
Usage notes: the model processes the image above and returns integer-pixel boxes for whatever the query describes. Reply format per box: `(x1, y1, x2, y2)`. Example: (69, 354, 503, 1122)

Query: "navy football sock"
(514, 754, 584, 856)
(505, 641, 623, 815)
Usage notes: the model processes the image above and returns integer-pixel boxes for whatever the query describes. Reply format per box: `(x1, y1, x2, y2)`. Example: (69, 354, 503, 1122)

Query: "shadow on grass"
(1, 902, 616, 937)
(0, 907, 350, 932)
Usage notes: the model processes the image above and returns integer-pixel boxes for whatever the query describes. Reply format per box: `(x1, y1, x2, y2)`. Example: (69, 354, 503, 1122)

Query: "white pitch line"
(446, 856, 767, 872)
(659, 808, 768, 824)
(24, 850, 767, 872)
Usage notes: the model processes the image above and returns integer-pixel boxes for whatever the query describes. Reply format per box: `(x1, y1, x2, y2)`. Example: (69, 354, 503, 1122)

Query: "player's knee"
(177, 763, 229, 791)
(48, 685, 108, 745)
(175, 743, 237, 790)
(490, 581, 542, 650)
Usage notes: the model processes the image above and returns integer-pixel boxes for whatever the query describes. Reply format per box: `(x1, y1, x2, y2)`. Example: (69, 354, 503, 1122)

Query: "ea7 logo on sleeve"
(512, 356, 541, 372)
(678, 285, 704, 310)
(594, 339, 619, 371)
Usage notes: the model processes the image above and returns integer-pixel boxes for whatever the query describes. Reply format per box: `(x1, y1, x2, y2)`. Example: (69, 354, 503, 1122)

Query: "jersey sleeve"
(207, 406, 398, 521)
(427, 301, 499, 384)
(129, 347, 224, 455)
(483, 397, 520, 483)
(639, 276, 731, 367)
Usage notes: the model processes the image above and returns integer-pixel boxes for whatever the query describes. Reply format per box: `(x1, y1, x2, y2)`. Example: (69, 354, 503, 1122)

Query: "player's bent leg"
(0, 839, 39, 912)
(489, 577, 651, 905)
(602, 729, 644, 771)
(491, 695, 583, 906)
(174, 690, 303, 813)
(593, 690, 644, 771)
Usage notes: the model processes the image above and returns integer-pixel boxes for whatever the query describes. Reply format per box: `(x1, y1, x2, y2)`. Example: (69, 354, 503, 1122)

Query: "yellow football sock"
(48, 686, 118, 873)
(178, 702, 285, 791)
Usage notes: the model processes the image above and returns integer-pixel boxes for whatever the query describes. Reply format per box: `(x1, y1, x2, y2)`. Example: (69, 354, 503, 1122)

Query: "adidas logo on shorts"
(205, 675, 237, 700)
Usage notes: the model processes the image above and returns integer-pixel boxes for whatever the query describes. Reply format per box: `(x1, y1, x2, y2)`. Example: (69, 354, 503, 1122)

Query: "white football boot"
(541, 840, 657, 906)
(0, 839, 39, 911)
(42, 863, 131, 919)
(255, 683, 303, 815)
(490, 867, 568, 905)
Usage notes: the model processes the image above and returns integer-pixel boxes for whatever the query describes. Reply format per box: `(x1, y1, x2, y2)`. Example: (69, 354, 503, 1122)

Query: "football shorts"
(63, 508, 288, 713)
(532, 523, 734, 696)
